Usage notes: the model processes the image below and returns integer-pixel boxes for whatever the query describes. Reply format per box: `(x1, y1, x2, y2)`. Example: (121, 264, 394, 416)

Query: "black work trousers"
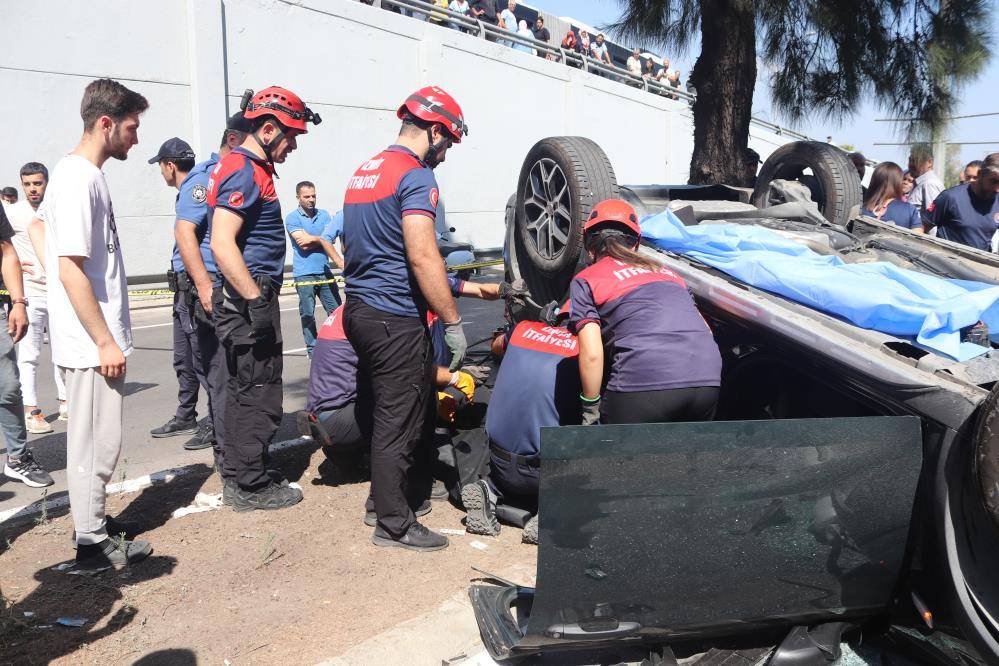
(601, 386, 720, 425)
(172, 286, 208, 422)
(192, 288, 228, 476)
(212, 282, 283, 491)
(343, 298, 435, 538)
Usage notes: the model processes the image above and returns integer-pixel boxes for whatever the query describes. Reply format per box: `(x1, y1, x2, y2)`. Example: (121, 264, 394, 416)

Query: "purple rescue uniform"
(568, 256, 722, 392)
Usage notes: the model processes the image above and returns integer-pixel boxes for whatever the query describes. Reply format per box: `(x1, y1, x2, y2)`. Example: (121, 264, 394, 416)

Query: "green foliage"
(607, 0, 991, 142)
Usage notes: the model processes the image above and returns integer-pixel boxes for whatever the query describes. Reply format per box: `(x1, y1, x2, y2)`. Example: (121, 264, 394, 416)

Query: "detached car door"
(471, 416, 923, 661)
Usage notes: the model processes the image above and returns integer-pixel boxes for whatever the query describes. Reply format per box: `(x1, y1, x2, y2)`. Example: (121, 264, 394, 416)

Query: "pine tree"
(609, 0, 991, 186)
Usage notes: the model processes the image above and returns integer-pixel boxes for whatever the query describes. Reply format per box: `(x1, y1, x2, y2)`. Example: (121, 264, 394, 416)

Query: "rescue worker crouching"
(460, 318, 581, 545)
(569, 199, 722, 425)
(341, 85, 469, 552)
(207, 86, 320, 511)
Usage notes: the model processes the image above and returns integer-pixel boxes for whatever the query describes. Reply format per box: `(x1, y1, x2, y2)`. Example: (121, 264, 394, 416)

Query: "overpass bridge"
(1, 0, 816, 278)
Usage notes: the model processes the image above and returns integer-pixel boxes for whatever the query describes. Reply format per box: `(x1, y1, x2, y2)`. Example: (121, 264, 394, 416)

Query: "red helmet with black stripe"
(397, 86, 469, 143)
(584, 199, 641, 237)
(242, 86, 320, 133)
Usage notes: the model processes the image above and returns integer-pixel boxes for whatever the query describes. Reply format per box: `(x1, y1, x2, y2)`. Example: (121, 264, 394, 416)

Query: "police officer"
(461, 319, 581, 545)
(148, 138, 208, 446)
(342, 86, 469, 551)
(172, 114, 250, 482)
(208, 86, 320, 511)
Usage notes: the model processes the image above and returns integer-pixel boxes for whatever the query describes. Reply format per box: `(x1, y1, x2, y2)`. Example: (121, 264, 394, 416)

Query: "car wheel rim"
(524, 158, 572, 261)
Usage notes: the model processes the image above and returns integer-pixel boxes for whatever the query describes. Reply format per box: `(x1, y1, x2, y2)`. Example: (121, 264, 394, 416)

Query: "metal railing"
(369, 0, 821, 143)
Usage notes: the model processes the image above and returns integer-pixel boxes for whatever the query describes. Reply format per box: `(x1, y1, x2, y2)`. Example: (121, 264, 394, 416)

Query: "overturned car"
(470, 138, 999, 664)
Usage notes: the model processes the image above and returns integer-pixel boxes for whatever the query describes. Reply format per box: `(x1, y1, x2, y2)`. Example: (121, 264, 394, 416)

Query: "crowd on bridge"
(1, 74, 997, 572)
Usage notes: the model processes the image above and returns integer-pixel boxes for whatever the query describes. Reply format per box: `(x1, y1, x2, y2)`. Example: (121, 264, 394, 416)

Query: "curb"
(0, 436, 314, 527)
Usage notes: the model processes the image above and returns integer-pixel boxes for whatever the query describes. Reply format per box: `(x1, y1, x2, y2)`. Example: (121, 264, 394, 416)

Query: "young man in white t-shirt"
(33, 78, 151, 571)
(7, 162, 68, 433)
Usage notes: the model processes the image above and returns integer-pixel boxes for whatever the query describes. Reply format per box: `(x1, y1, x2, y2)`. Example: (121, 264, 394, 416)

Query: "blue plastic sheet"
(641, 208, 999, 361)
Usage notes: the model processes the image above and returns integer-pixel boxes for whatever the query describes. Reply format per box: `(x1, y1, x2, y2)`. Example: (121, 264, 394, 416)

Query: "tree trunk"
(687, 0, 757, 186)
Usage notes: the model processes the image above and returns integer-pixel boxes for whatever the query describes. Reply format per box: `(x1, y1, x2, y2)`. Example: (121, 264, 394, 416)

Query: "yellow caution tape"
(0, 259, 502, 298)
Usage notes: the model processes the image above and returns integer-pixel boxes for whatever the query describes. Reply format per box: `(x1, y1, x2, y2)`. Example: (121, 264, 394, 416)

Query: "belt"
(489, 442, 540, 468)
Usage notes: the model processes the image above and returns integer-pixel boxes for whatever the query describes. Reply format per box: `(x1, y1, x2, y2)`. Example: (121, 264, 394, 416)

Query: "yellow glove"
(437, 391, 457, 424)
(448, 371, 476, 402)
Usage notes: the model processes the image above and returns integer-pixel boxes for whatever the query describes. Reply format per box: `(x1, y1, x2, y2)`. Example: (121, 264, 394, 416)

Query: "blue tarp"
(641, 208, 999, 361)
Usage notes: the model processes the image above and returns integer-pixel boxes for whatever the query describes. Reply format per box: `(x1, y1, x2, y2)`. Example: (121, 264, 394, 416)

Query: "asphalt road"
(0, 272, 506, 516)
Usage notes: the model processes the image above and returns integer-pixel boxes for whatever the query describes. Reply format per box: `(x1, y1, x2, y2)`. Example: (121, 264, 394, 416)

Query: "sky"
(536, 0, 998, 169)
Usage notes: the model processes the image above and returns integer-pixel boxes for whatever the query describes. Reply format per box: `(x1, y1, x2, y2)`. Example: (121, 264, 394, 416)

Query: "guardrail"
(371, 0, 823, 143)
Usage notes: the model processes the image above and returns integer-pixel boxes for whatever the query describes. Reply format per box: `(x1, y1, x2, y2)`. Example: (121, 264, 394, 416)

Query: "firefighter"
(341, 86, 469, 551)
(568, 199, 722, 425)
(207, 86, 320, 511)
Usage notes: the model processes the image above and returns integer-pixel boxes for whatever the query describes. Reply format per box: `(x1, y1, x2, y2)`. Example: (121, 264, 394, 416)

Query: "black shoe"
(296, 411, 331, 447)
(364, 500, 431, 527)
(150, 416, 198, 438)
(371, 522, 448, 552)
(430, 479, 449, 501)
(4, 450, 54, 488)
(74, 536, 152, 572)
(222, 479, 237, 507)
(232, 481, 302, 512)
(182, 422, 215, 451)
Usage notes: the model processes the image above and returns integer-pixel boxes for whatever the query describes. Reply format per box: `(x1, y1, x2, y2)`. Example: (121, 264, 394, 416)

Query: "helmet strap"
(424, 126, 449, 169)
(251, 125, 284, 165)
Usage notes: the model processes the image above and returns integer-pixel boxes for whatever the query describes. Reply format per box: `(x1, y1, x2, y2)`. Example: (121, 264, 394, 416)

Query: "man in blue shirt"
(284, 181, 343, 357)
(930, 153, 999, 251)
(149, 138, 208, 445)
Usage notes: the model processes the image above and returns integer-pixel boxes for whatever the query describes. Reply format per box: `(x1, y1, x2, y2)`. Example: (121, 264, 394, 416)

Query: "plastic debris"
(439, 528, 466, 536)
(56, 617, 88, 627)
(22, 612, 34, 618)
(288, 482, 303, 490)
(171, 492, 223, 519)
(584, 566, 607, 580)
(469, 540, 489, 551)
(51, 562, 74, 571)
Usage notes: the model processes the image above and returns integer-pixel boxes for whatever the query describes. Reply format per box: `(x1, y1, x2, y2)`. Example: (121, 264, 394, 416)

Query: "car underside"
(471, 137, 999, 664)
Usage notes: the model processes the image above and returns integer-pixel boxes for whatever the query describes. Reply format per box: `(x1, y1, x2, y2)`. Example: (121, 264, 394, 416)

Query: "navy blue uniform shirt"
(342, 145, 439, 317)
(206, 147, 285, 285)
(932, 183, 999, 251)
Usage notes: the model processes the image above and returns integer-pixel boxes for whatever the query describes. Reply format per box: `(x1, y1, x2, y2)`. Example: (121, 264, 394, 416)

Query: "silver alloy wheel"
(523, 158, 572, 260)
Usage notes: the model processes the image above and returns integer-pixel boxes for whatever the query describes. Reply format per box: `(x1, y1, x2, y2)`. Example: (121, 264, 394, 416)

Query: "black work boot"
(364, 500, 431, 527)
(232, 481, 303, 512)
(183, 421, 215, 451)
(371, 522, 449, 552)
(150, 416, 198, 438)
(222, 479, 237, 507)
(461, 480, 500, 536)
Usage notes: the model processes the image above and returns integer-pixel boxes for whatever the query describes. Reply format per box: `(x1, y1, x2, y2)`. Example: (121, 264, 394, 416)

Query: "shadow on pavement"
(124, 381, 159, 396)
(2, 555, 178, 663)
(133, 648, 198, 665)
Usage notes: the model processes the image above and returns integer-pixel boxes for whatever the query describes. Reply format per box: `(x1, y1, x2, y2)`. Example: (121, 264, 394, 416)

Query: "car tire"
(973, 384, 999, 527)
(751, 141, 862, 227)
(514, 137, 620, 304)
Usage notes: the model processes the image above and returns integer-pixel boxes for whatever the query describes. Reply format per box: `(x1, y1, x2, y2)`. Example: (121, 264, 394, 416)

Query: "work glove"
(448, 370, 476, 402)
(247, 296, 276, 341)
(540, 300, 561, 326)
(443, 318, 467, 371)
(581, 395, 601, 426)
(498, 279, 529, 300)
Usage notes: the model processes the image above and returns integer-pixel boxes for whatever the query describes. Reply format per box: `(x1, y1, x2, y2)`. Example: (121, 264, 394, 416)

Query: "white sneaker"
(58, 402, 69, 421)
(25, 409, 53, 434)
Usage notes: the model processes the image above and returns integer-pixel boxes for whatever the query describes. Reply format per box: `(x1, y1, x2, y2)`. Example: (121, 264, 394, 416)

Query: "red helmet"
(242, 86, 320, 133)
(397, 86, 469, 143)
(584, 199, 641, 236)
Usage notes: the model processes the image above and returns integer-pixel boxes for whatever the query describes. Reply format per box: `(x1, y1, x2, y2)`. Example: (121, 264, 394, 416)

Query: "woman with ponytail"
(567, 199, 722, 426)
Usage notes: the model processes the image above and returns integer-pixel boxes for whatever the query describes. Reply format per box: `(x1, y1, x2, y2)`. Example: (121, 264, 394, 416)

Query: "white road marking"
(131, 306, 300, 331)
(283, 347, 307, 355)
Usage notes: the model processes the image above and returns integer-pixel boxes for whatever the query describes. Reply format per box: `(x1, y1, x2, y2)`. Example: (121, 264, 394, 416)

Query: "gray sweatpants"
(63, 366, 125, 546)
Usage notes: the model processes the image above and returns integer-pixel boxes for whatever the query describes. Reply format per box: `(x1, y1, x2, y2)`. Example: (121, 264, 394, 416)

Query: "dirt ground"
(0, 441, 537, 665)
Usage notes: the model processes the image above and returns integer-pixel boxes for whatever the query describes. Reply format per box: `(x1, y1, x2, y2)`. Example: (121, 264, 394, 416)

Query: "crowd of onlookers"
(855, 147, 999, 253)
(358, 0, 684, 94)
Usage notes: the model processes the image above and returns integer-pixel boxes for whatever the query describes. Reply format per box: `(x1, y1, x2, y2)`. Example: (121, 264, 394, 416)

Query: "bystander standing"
(861, 162, 922, 232)
(531, 16, 550, 58)
(907, 146, 945, 228)
(902, 171, 915, 201)
(962, 160, 983, 184)
(285, 181, 343, 358)
(930, 153, 999, 251)
(2, 187, 17, 205)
